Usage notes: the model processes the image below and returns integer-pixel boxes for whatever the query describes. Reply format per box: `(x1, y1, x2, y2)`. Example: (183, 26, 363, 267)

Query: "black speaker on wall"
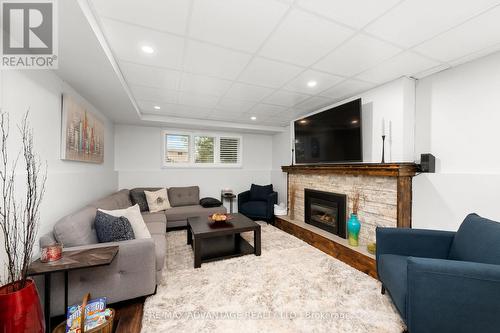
(420, 153, 435, 173)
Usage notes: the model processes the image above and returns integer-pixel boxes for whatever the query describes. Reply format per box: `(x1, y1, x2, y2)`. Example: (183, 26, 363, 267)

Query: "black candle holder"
(381, 135, 386, 163)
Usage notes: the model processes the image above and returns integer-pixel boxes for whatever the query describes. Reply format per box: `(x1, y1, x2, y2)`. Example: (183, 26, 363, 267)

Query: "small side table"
(28, 245, 119, 332)
(221, 193, 237, 213)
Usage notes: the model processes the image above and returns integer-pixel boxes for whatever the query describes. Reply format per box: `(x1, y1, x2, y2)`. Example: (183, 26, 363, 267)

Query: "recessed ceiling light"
(141, 45, 155, 54)
(299, 119, 308, 124)
(250, 116, 257, 121)
(307, 80, 317, 88)
(154, 105, 161, 110)
(351, 119, 359, 124)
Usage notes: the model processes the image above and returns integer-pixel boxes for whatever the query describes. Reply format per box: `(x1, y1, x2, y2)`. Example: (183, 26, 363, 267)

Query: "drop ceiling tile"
(91, 0, 190, 35)
(180, 73, 232, 97)
(313, 33, 402, 76)
(190, 0, 289, 52)
(101, 19, 184, 69)
(294, 96, 333, 111)
(284, 69, 344, 94)
(263, 90, 310, 107)
(320, 79, 375, 100)
(249, 103, 288, 117)
(356, 51, 441, 84)
(119, 61, 181, 90)
(262, 118, 292, 126)
(447, 42, 500, 68)
(165, 106, 212, 119)
(180, 109, 213, 119)
(184, 40, 252, 80)
(208, 112, 243, 121)
(260, 9, 354, 66)
(216, 97, 256, 113)
(140, 103, 208, 117)
(224, 83, 274, 101)
(414, 6, 500, 62)
(178, 92, 219, 108)
(365, 0, 500, 48)
(296, 0, 401, 29)
(238, 57, 304, 88)
(137, 100, 170, 113)
(236, 116, 266, 125)
(130, 85, 178, 103)
(145, 105, 212, 119)
(287, 108, 310, 119)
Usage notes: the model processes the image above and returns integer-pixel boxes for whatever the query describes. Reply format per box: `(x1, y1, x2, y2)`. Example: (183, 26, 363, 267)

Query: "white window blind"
(163, 131, 241, 167)
(194, 136, 215, 163)
(220, 137, 240, 164)
(165, 134, 189, 163)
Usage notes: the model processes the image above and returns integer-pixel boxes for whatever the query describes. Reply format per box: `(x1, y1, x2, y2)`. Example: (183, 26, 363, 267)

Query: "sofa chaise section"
(36, 186, 227, 316)
(36, 189, 165, 316)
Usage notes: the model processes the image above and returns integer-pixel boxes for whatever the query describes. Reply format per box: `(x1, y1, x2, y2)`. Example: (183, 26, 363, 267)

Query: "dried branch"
(0, 111, 46, 290)
(350, 186, 366, 216)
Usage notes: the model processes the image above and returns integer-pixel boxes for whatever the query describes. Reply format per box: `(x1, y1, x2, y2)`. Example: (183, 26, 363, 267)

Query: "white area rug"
(141, 223, 404, 332)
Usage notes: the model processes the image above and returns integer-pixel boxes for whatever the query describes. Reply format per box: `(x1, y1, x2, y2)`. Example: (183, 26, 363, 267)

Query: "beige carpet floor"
(141, 222, 404, 333)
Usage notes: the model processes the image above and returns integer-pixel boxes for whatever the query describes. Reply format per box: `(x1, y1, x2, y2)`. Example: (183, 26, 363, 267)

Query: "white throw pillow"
(144, 188, 171, 213)
(98, 204, 151, 239)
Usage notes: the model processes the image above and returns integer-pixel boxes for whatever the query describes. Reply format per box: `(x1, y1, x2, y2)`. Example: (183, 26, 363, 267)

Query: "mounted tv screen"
(294, 98, 362, 164)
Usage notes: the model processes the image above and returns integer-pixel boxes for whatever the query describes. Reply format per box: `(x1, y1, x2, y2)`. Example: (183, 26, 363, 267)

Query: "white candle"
(381, 118, 385, 136)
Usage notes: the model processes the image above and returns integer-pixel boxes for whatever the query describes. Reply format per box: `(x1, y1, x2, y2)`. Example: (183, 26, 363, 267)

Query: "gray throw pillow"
(200, 197, 222, 208)
(129, 189, 149, 212)
(94, 211, 135, 243)
(130, 187, 162, 212)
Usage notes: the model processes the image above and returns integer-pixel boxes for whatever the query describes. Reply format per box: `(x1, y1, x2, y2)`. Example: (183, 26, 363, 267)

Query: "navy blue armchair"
(377, 213, 500, 333)
(238, 184, 277, 223)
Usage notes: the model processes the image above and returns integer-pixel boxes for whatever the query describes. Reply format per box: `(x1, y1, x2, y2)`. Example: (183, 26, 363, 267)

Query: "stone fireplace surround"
(282, 163, 418, 247)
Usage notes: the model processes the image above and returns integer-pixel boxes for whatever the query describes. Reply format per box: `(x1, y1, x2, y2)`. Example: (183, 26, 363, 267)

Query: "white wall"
(271, 126, 291, 205)
(359, 77, 415, 163)
(413, 51, 500, 230)
(271, 77, 417, 209)
(291, 77, 416, 164)
(0, 70, 117, 279)
(114, 125, 273, 211)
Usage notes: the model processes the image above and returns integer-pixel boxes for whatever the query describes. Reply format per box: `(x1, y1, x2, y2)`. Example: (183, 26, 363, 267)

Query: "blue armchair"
(238, 184, 277, 223)
(377, 213, 500, 333)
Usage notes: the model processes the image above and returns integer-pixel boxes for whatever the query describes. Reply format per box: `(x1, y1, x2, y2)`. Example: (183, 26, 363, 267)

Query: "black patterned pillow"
(94, 211, 135, 243)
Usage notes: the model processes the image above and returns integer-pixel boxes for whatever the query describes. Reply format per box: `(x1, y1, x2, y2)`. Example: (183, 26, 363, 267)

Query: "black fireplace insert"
(304, 189, 346, 238)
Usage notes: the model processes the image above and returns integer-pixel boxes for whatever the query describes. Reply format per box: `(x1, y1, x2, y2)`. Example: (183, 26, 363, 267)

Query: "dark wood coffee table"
(187, 213, 261, 268)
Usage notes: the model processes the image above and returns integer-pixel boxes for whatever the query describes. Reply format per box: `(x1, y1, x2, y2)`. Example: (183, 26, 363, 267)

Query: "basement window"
(165, 134, 190, 163)
(162, 131, 242, 168)
(194, 136, 215, 164)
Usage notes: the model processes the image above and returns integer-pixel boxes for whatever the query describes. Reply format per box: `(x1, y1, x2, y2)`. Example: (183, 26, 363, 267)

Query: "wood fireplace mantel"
(281, 162, 419, 178)
(282, 162, 419, 229)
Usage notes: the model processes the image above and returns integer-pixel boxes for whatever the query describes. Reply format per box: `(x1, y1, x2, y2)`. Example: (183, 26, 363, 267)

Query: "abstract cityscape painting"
(61, 94, 104, 163)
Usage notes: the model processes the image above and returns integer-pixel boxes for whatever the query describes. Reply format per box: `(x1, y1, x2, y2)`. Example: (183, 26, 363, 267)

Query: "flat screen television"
(294, 98, 362, 164)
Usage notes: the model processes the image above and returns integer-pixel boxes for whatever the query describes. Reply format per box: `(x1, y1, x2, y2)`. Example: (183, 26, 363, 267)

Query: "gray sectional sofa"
(37, 186, 226, 316)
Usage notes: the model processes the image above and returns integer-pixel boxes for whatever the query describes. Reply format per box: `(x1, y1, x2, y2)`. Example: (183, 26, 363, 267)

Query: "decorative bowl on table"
(208, 213, 232, 224)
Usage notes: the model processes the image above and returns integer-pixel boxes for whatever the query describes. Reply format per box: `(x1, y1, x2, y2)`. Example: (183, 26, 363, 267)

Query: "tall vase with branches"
(0, 111, 46, 333)
(348, 187, 365, 247)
